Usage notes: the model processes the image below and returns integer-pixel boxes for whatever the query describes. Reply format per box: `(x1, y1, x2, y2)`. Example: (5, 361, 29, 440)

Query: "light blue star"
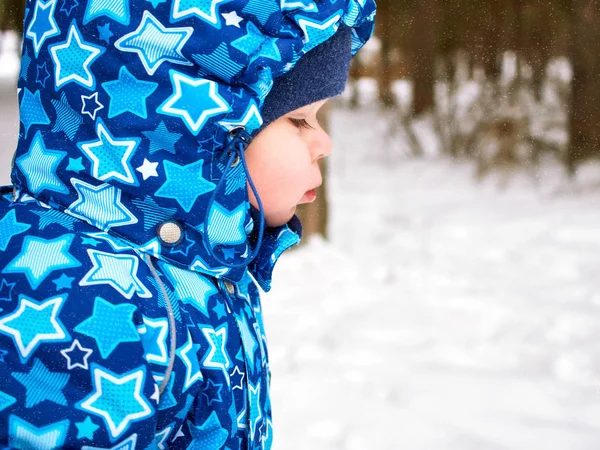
(68, 179, 138, 230)
(77, 364, 154, 440)
(231, 21, 281, 63)
(157, 70, 231, 135)
(75, 296, 140, 358)
(221, 246, 237, 260)
(12, 358, 70, 407)
(175, 394, 194, 419)
(238, 315, 258, 368)
(247, 380, 262, 441)
(102, 67, 158, 119)
(141, 121, 182, 155)
(8, 415, 69, 450)
(161, 264, 217, 317)
(138, 316, 168, 365)
(155, 158, 216, 212)
(76, 416, 100, 440)
(157, 373, 177, 411)
(218, 100, 262, 133)
(206, 202, 247, 247)
(52, 273, 75, 290)
(261, 417, 273, 450)
(0, 209, 31, 252)
(32, 209, 77, 231)
(78, 119, 140, 185)
(212, 302, 227, 319)
(296, 10, 343, 52)
(248, 66, 273, 100)
(191, 42, 243, 83)
(0, 294, 70, 363)
(281, 0, 317, 12)
(115, 11, 192, 76)
(200, 325, 231, 382)
(81, 433, 137, 450)
(149, 424, 173, 449)
(175, 330, 203, 392)
(79, 250, 152, 300)
(3, 235, 81, 290)
(171, 0, 228, 26)
(16, 131, 68, 195)
(26, 0, 60, 56)
(187, 412, 228, 449)
(146, 0, 166, 8)
(51, 91, 83, 140)
(20, 47, 32, 81)
(0, 390, 16, 412)
(97, 23, 114, 43)
(81, 236, 101, 247)
(49, 22, 105, 90)
(83, 0, 130, 25)
(241, 0, 278, 25)
(19, 88, 50, 138)
(66, 156, 85, 173)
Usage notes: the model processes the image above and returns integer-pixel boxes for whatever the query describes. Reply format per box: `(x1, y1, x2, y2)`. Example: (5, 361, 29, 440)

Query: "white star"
(150, 383, 160, 403)
(221, 10, 243, 27)
(136, 158, 159, 180)
(281, 0, 317, 12)
(172, 425, 185, 442)
(218, 100, 263, 133)
(172, 0, 227, 26)
(60, 339, 93, 370)
(81, 92, 104, 120)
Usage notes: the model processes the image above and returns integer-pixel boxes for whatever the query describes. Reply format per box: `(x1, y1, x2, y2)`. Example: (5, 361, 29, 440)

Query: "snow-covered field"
(1, 42, 600, 449)
(265, 107, 600, 449)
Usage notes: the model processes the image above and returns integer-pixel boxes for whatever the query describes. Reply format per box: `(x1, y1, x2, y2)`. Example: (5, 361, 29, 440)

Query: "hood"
(11, 0, 376, 288)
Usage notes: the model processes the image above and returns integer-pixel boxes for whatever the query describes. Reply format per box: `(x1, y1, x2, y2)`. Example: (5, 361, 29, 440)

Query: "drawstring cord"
(203, 128, 266, 268)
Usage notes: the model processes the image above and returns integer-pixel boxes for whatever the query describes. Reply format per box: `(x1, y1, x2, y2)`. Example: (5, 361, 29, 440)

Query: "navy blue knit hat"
(260, 24, 353, 129)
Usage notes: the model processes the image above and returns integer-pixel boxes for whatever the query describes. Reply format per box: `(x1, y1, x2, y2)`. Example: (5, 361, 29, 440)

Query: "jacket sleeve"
(0, 279, 161, 448)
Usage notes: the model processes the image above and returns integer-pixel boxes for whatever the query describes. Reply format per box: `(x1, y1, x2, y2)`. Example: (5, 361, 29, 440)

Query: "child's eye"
(288, 118, 315, 130)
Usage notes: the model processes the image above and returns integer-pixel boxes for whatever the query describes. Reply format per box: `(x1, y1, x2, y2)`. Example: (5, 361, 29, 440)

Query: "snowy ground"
(264, 107, 600, 449)
(2, 46, 600, 449)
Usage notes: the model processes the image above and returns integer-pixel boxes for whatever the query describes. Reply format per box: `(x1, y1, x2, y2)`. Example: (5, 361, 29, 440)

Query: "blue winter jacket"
(0, 0, 375, 448)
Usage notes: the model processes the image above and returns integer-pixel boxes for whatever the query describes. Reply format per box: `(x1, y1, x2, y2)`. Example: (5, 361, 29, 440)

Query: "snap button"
(157, 221, 183, 245)
(224, 281, 235, 295)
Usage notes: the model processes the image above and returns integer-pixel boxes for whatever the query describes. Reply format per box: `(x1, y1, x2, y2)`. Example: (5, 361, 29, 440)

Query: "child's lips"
(299, 189, 317, 204)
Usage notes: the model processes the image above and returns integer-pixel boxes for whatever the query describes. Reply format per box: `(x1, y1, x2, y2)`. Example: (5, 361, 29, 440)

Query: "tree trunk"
(410, 0, 437, 116)
(0, 0, 25, 33)
(567, 0, 600, 175)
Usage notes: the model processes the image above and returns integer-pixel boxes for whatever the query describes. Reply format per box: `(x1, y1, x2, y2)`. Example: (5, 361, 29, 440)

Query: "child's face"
(245, 99, 332, 227)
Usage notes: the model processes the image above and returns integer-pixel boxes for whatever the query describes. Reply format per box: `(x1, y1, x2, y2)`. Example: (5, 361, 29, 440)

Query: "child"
(0, 0, 376, 448)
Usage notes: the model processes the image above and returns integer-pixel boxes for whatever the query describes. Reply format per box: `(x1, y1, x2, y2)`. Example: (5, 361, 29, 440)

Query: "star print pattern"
(26, 0, 60, 57)
(2, 0, 376, 448)
(78, 119, 140, 185)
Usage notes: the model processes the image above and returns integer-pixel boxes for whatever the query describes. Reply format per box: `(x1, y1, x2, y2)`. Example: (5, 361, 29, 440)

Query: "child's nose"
(312, 129, 333, 161)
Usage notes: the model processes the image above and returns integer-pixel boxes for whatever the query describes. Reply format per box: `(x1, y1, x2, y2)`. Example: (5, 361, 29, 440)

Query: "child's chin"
(264, 208, 295, 228)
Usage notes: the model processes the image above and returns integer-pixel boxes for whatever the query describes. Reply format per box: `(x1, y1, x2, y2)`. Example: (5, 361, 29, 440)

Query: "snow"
(0, 54, 599, 448)
(263, 108, 600, 449)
